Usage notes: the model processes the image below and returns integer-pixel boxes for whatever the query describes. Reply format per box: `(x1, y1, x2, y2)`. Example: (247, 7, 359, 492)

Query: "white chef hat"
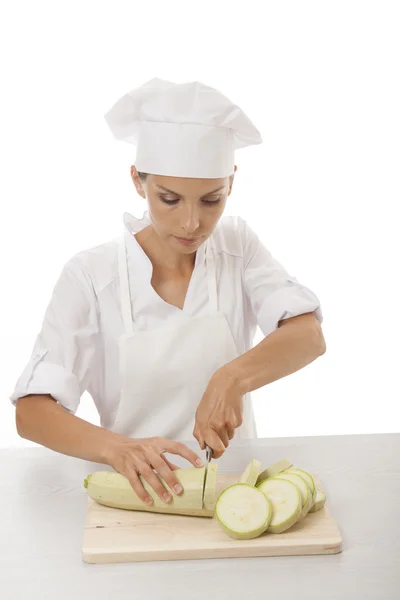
(104, 77, 263, 179)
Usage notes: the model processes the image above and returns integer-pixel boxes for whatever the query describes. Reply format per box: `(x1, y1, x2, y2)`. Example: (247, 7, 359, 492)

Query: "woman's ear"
(227, 165, 237, 196)
(130, 166, 146, 199)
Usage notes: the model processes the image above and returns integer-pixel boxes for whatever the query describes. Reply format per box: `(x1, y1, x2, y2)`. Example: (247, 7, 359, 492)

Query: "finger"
(137, 461, 173, 504)
(234, 411, 243, 429)
(204, 429, 226, 459)
(227, 425, 235, 440)
(209, 421, 230, 449)
(151, 438, 194, 469)
(217, 426, 230, 449)
(193, 425, 206, 451)
(151, 453, 184, 495)
(123, 467, 154, 506)
(165, 440, 204, 468)
(161, 455, 180, 471)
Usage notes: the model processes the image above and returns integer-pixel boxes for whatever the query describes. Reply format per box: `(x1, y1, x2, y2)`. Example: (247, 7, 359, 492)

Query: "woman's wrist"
(100, 430, 128, 466)
(215, 363, 248, 396)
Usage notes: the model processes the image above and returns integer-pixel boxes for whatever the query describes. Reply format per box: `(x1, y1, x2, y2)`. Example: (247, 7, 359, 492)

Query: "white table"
(1, 433, 399, 600)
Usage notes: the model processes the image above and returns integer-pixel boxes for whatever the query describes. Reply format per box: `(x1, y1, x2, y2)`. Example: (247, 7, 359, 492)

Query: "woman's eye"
(160, 196, 179, 205)
(159, 195, 221, 205)
(203, 197, 221, 205)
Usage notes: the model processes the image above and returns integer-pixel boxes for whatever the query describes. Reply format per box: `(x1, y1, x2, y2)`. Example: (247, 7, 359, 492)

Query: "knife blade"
(202, 445, 213, 506)
(205, 444, 212, 466)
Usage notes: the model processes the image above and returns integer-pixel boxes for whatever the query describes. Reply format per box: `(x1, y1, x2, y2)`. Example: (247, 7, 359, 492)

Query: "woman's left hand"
(193, 367, 245, 459)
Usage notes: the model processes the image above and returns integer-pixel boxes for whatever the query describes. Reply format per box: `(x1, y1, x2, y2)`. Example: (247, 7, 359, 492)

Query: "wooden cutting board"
(82, 473, 343, 563)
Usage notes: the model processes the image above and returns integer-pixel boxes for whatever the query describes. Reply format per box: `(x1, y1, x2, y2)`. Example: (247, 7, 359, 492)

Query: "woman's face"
(131, 166, 236, 254)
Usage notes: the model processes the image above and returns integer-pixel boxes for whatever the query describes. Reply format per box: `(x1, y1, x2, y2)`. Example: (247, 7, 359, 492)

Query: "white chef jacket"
(9, 211, 323, 429)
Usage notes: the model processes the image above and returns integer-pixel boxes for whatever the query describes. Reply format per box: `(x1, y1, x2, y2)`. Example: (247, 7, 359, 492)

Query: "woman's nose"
(180, 208, 200, 234)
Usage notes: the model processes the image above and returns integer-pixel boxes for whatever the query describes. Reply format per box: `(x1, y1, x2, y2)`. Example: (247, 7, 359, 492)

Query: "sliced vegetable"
(203, 463, 218, 513)
(215, 483, 272, 540)
(274, 472, 313, 519)
(284, 468, 316, 502)
(256, 458, 293, 485)
(239, 459, 261, 486)
(257, 477, 302, 533)
(84, 467, 214, 517)
(84, 462, 327, 533)
(309, 489, 327, 513)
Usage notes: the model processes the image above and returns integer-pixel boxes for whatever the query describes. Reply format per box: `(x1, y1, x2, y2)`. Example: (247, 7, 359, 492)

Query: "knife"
(202, 445, 213, 506)
(205, 444, 213, 468)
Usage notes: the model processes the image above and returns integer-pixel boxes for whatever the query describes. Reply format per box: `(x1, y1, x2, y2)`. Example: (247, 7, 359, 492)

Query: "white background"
(1, 0, 399, 448)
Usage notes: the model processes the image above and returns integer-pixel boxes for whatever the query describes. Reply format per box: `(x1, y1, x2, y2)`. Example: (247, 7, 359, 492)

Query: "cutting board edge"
(82, 536, 343, 564)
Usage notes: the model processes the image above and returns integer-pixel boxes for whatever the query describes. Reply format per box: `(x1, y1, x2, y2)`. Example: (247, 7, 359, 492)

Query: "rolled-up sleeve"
(241, 218, 323, 336)
(9, 258, 99, 414)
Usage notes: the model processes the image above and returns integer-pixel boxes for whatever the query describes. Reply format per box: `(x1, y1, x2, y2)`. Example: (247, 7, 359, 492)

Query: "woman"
(10, 78, 325, 507)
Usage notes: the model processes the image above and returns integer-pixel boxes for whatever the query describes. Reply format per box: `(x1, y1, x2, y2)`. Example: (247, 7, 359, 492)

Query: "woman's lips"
(174, 236, 201, 246)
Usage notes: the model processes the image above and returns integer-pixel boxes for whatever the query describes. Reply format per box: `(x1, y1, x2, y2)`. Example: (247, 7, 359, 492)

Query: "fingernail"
(145, 496, 153, 505)
(174, 484, 183, 494)
(196, 459, 204, 467)
(163, 492, 172, 502)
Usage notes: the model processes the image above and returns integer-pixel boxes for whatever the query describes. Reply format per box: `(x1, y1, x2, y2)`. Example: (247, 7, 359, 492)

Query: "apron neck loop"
(206, 239, 218, 312)
(118, 236, 134, 334)
(118, 234, 218, 330)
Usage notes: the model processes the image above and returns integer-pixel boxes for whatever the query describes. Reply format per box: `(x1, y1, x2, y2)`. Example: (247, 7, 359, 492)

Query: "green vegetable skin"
(256, 458, 293, 485)
(85, 467, 214, 517)
(309, 489, 326, 512)
(239, 459, 261, 486)
(285, 468, 317, 500)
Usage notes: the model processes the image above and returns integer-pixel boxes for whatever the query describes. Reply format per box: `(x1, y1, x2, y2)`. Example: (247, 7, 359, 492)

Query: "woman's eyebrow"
(155, 184, 226, 197)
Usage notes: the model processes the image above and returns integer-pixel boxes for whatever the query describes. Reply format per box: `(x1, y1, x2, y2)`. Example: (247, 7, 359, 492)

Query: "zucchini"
(203, 463, 218, 513)
(284, 468, 317, 502)
(239, 459, 261, 486)
(256, 458, 293, 485)
(84, 467, 214, 517)
(274, 472, 313, 519)
(84, 461, 328, 534)
(215, 483, 272, 540)
(257, 477, 302, 533)
(309, 489, 327, 513)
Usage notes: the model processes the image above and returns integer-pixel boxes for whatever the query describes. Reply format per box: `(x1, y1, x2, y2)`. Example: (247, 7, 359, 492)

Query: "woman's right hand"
(106, 436, 204, 506)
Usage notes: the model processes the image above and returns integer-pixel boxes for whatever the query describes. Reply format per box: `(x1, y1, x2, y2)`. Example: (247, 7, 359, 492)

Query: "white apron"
(111, 233, 257, 442)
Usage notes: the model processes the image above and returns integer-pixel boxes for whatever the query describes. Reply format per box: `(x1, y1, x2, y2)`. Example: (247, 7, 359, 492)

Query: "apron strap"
(206, 239, 218, 312)
(118, 233, 217, 329)
(118, 236, 134, 334)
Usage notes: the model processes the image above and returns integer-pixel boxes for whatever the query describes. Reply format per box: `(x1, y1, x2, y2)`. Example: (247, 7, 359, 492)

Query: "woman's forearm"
(15, 394, 121, 465)
(225, 312, 326, 394)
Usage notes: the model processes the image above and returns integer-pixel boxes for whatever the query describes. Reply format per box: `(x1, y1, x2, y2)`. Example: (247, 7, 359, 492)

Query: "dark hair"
(137, 171, 234, 183)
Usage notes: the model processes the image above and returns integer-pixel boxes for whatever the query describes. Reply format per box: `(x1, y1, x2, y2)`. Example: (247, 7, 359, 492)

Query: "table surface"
(1, 432, 399, 600)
